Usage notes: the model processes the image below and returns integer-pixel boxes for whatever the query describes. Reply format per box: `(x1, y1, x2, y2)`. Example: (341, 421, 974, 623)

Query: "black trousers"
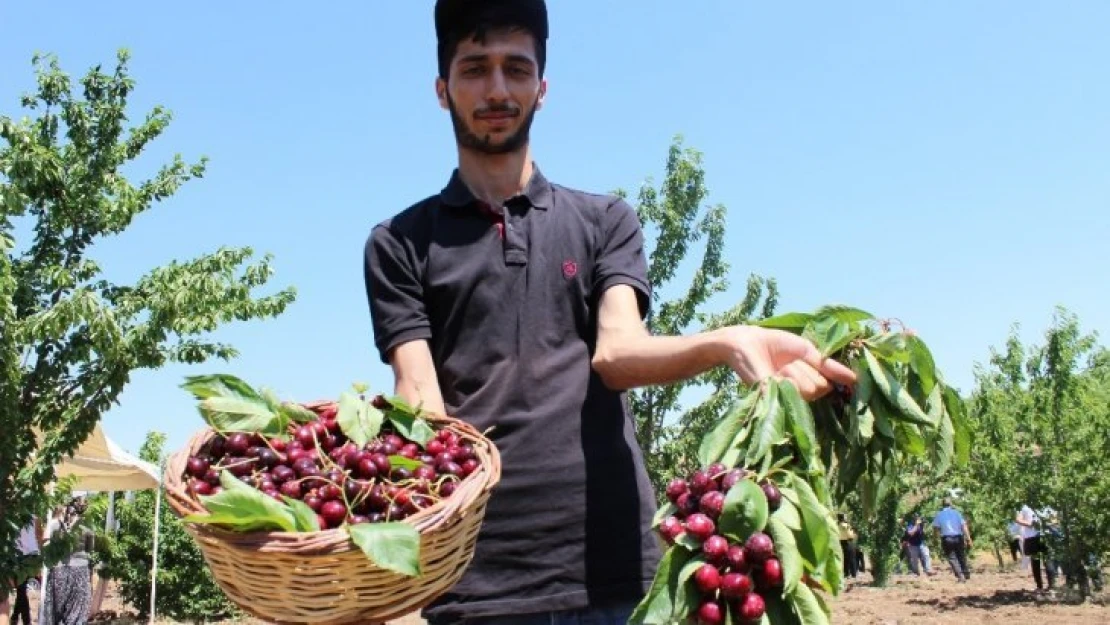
(941, 536, 971, 581)
(1022, 535, 1056, 589)
(841, 540, 858, 578)
(11, 578, 32, 625)
(1009, 538, 1021, 561)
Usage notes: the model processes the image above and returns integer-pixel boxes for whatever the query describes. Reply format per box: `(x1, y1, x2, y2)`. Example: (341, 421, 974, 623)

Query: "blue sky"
(2, 1, 1107, 459)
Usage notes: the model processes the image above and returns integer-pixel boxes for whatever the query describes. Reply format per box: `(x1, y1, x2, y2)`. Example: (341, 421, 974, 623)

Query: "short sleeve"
(364, 224, 433, 364)
(593, 198, 651, 318)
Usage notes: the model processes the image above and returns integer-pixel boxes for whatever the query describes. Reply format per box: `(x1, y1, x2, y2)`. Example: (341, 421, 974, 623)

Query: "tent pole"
(149, 476, 164, 625)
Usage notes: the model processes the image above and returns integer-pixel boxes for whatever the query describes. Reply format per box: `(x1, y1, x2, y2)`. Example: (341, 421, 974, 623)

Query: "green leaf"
(763, 591, 803, 625)
(772, 497, 803, 532)
(854, 407, 874, 443)
(787, 475, 832, 572)
(803, 317, 852, 358)
(652, 502, 679, 528)
(778, 380, 816, 463)
(387, 410, 436, 447)
(943, 386, 971, 465)
(699, 392, 758, 467)
(197, 396, 284, 436)
(183, 471, 296, 532)
(907, 336, 938, 395)
(791, 584, 831, 625)
(746, 383, 786, 465)
(813, 305, 874, 325)
(767, 516, 803, 594)
(629, 547, 697, 624)
(180, 373, 261, 401)
(755, 312, 812, 332)
(719, 479, 769, 541)
(337, 392, 383, 446)
(282, 496, 321, 532)
(675, 534, 703, 552)
(893, 422, 926, 456)
(388, 455, 423, 470)
(347, 522, 421, 577)
(279, 402, 318, 425)
(864, 349, 934, 426)
(384, 395, 421, 416)
(866, 332, 910, 362)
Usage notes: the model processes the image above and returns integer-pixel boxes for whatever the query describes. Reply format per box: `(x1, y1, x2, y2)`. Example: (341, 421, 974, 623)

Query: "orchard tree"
(100, 432, 240, 622)
(0, 50, 295, 570)
(618, 136, 778, 494)
(965, 307, 1110, 597)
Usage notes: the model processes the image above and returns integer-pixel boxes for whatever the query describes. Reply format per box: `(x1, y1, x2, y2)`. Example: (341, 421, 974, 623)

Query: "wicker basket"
(164, 402, 501, 624)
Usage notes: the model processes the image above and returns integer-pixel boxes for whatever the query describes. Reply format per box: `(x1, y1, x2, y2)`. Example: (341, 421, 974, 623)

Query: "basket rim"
(163, 401, 501, 547)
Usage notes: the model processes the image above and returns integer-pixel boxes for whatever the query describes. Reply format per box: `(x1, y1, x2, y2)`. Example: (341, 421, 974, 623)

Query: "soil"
(24, 557, 1110, 624)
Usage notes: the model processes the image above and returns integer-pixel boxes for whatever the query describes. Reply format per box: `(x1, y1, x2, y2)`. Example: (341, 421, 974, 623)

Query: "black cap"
(434, 0, 549, 43)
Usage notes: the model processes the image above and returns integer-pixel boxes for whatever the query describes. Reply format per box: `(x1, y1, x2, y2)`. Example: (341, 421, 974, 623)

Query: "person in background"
(42, 498, 94, 625)
(11, 517, 41, 625)
(904, 514, 928, 576)
(838, 513, 859, 580)
(931, 498, 973, 582)
(1007, 518, 1022, 562)
(1016, 503, 1055, 591)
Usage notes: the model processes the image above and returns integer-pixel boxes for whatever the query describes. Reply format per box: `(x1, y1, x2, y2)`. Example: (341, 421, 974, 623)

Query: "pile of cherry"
(657, 464, 785, 624)
(181, 404, 479, 530)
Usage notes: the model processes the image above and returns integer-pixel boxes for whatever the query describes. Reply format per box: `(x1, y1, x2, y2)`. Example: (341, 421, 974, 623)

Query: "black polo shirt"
(363, 165, 662, 619)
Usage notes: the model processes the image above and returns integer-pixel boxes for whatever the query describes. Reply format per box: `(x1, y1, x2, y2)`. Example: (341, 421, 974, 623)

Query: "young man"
(1016, 503, 1055, 590)
(363, 1, 855, 621)
(931, 498, 973, 582)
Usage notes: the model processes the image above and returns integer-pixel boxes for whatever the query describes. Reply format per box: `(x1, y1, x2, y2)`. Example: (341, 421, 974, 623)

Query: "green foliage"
(621, 135, 779, 495)
(0, 50, 295, 569)
(99, 432, 239, 622)
(960, 307, 1110, 596)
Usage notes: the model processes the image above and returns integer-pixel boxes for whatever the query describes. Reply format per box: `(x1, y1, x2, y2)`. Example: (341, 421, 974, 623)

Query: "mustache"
(474, 103, 521, 118)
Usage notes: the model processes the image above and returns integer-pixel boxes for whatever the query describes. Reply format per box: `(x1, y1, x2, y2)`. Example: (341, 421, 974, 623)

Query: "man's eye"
(461, 66, 485, 77)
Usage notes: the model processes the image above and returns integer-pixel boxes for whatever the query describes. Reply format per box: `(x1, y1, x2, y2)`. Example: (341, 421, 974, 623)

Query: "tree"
(99, 432, 240, 622)
(0, 50, 295, 570)
(619, 136, 778, 494)
(964, 307, 1110, 597)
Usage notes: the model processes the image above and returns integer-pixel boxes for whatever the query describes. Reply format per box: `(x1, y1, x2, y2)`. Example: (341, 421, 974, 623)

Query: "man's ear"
(435, 76, 449, 111)
(535, 77, 548, 111)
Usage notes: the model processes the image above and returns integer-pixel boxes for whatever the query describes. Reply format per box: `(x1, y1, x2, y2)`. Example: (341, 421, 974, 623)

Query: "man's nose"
(486, 67, 510, 101)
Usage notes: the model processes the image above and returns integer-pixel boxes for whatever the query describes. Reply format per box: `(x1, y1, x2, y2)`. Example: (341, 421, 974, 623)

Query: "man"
(1016, 503, 1055, 590)
(362, 1, 856, 621)
(837, 514, 859, 580)
(11, 518, 40, 625)
(904, 514, 927, 576)
(1007, 518, 1022, 562)
(931, 498, 973, 582)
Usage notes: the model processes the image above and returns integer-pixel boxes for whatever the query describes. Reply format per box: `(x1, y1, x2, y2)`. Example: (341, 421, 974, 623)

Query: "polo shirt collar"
(439, 163, 552, 211)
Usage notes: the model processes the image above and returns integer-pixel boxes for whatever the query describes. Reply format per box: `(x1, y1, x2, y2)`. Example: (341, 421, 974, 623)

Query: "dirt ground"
(26, 556, 1110, 624)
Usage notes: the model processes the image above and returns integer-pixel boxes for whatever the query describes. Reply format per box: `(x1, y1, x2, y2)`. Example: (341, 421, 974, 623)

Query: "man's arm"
(388, 340, 446, 417)
(591, 285, 856, 399)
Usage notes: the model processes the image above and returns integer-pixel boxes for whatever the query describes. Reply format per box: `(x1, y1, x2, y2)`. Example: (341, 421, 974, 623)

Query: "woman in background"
(42, 498, 94, 625)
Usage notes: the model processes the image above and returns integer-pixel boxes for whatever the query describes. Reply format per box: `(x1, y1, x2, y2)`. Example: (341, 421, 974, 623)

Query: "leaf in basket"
(282, 496, 321, 532)
(337, 391, 384, 446)
(198, 396, 286, 437)
(387, 411, 436, 447)
(383, 395, 420, 416)
(183, 471, 298, 532)
(180, 373, 261, 401)
(278, 402, 318, 425)
(388, 455, 424, 471)
(347, 522, 421, 577)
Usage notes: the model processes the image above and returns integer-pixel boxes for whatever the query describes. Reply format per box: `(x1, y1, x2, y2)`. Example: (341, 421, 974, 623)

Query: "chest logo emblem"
(562, 260, 578, 279)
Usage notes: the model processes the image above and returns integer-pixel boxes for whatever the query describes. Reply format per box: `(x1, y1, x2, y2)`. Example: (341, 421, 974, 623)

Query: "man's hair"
(434, 0, 549, 80)
(942, 497, 952, 508)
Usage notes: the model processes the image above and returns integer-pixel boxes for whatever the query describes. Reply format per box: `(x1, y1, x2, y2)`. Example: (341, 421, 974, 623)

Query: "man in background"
(1016, 503, 1055, 591)
(932, 498, 973, 582)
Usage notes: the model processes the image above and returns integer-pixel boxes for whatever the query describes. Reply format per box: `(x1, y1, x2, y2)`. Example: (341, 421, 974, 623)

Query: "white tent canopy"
(55, 423, 161, 491)
(45, 422, 164, 625)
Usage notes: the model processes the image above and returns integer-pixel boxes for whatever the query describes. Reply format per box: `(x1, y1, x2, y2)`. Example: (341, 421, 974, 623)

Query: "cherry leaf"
(347, 522, 421, 577)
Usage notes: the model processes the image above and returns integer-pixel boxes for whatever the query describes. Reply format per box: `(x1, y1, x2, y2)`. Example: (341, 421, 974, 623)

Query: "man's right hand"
(715, 325, 858, 401)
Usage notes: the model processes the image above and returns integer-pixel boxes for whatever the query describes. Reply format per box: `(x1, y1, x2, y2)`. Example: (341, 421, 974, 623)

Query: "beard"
(447, 92, 539, 155)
